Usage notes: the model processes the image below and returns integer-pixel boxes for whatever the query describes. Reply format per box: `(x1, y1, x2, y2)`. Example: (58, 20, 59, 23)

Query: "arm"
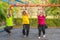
(25, 10, 31, 17)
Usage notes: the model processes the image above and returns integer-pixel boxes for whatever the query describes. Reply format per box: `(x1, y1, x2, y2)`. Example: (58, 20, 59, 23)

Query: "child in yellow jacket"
(22, 11, 30, 37)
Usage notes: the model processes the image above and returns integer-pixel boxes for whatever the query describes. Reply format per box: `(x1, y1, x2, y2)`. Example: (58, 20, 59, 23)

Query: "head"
(22, 11, 27, 15)
(7, 13, 11, 18)
(39, 12, 44, 16)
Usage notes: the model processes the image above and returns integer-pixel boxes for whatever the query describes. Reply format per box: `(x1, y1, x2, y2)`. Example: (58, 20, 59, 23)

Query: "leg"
(22, 29, 25, 35)
(26, 24, 30, 37)
(22, 24, 25, 35)
(4, 27, 11, 33)
(9, 26, 13, 30)
(38, 25, 42, 36)
(42, 25, 45, 35)
(42, 25, 46, 38)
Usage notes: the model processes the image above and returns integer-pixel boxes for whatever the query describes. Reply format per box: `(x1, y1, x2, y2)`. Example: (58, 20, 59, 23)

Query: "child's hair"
(6, 13, 11, 18)
(8, 14, 11, 17)
(22, 11, 27, 15)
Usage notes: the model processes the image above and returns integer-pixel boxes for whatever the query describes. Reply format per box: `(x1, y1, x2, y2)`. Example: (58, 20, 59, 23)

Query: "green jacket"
(6, 16, 13, 26)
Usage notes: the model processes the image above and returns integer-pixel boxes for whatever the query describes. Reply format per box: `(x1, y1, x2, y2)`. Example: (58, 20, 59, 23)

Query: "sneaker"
(24, 35, 26, 37)
(8, 33, 12, 36)
(38, 37, 41, 39)
(43, 35, 46, 38)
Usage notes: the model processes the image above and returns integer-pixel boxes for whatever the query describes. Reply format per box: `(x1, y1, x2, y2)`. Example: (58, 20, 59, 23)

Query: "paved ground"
(0, 28, 60, 40)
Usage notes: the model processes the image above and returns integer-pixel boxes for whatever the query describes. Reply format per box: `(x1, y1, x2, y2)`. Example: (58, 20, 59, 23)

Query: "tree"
(0, 1, 9, 21)
(46, 0, 60, 18)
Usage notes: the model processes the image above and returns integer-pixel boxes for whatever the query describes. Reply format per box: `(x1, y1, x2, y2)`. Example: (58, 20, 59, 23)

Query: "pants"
(4, 26, 13, 33)
(22, 24, 30, 36)
(38, 24, 45, 36)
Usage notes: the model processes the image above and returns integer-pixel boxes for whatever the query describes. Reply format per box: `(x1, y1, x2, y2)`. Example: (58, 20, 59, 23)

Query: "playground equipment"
(0, 0, 60, 32)
(9, 0, 60, 10)
(1, 0, 60, 10)
(9, 0, 60, 18)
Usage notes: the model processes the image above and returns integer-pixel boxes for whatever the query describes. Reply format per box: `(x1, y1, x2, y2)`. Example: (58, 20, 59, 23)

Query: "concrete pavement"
(0, 28, 60, 40)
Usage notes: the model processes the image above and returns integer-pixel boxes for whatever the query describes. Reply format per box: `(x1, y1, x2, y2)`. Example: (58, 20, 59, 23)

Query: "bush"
(14, 18, 60, 28)
(14, 18, 22, 26)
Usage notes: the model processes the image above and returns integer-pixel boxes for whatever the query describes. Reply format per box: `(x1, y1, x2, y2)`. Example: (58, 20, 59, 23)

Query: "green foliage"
(0, 2, 9, 21)
(49, 0, 60, 4)
(30, 18, 38, 27)
(46, 7, 60, 16)
(0, 0, 60, 28)
(14, 18, 38, 27)
(14, 18, 60, 28)
(14, 18, 22, 26)
(46, 19, 60, 28)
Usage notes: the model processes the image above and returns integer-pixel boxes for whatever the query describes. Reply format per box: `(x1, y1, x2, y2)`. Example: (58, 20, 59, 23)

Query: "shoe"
(43, 35, 46, 38)
(24, 35, 26, 37)
(38, 37, 41, 39)
(8, 33, 11, 36)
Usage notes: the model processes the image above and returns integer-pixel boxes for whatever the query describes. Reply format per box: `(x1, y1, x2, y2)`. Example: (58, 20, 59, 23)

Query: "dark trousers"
(4, 26, 13, 33)
(22, 24, 30, 36)
(38, 24, 45, 36)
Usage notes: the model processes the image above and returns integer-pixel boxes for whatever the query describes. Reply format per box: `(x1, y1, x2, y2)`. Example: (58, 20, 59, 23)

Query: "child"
(22, 11, 30, 37)
(37, 11, 46, 39)
(4, 12, 13, 35)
